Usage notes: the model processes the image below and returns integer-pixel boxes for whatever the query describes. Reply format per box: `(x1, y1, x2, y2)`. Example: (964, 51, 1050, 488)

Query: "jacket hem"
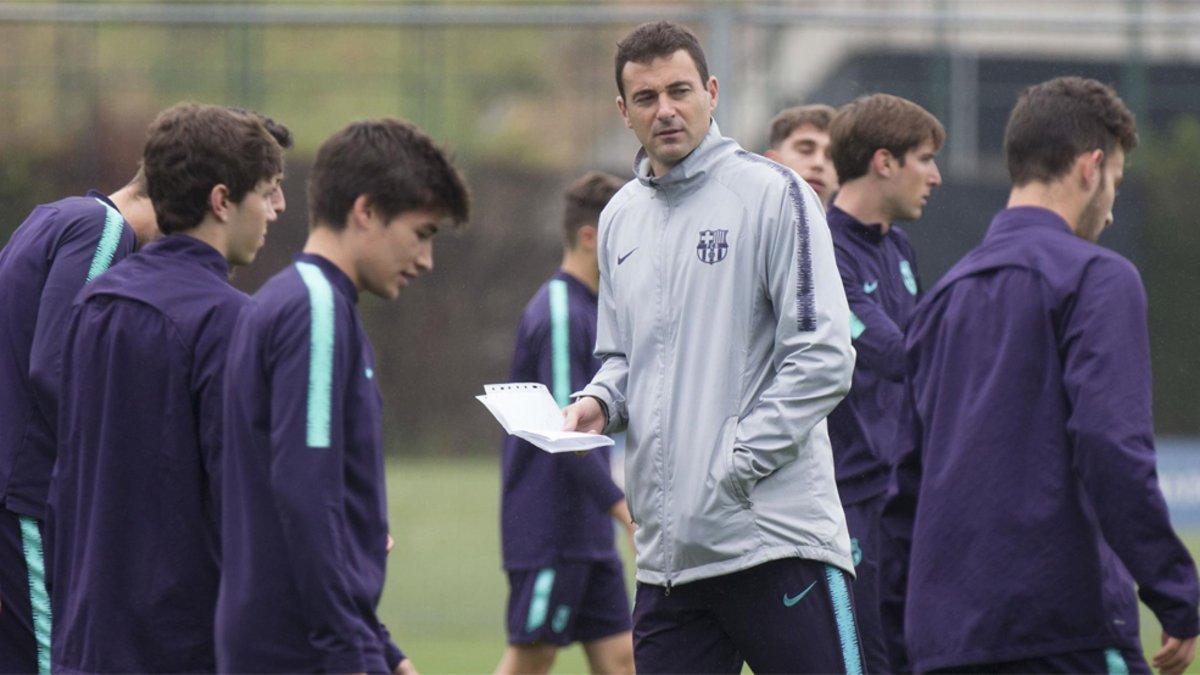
(2, 496, 44, 520)
(634, 544, 855, 587)
(912, 633, 1140, 672)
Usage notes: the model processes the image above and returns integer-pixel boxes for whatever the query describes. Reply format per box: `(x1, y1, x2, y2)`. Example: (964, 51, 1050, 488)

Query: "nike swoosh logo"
(783, 580, 818, 608)
(863, 281, 878, 294)
(617, 248, 638, 265)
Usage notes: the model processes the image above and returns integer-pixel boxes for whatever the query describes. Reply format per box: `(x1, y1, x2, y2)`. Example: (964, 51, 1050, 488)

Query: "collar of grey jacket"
(632, 118, 731, 192)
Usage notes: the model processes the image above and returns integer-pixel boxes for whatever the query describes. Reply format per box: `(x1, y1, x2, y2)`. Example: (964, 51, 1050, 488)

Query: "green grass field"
(380, 458, 1200, 674)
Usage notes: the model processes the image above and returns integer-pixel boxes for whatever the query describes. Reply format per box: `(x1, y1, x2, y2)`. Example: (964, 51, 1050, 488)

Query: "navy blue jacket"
(881, 207, 1200, 671)
(501, 270, 624, 570)
(826, 205, 921, 504)
(0, 191, 134, 519)
(216, 254, 403, 673)
(49, 234, 245, 672)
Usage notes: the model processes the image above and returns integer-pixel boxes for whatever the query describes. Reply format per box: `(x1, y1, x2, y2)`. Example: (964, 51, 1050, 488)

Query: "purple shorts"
(506, 559, 632, 647)
(633, 557, 865, 674)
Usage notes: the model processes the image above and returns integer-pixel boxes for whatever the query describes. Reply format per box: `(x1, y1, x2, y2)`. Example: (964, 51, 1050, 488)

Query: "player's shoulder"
(249, 262, 333, 325)
(715, 150, 821, 217)
(598, 179, 643, 226)
(517, 276, 558, 335)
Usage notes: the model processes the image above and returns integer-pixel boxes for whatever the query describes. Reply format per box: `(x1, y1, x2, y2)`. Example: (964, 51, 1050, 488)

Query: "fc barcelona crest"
(696, 229, 729, 264)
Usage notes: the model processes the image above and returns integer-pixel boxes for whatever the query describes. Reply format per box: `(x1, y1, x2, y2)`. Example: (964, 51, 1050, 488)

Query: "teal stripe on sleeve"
(825, 565, 864, 675)
(295, 262, 335, 448)
(1104, 648, 1130, 675)
(86, 198, 126, 281)
(525, 567, 557, 632)
(19, 516, 52, 675)
(849, 312, 866, 340)
(548, 279, 571, 407)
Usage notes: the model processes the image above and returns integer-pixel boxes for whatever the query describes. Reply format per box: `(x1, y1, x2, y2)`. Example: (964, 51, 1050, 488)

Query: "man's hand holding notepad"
(476, 383, 614, 453)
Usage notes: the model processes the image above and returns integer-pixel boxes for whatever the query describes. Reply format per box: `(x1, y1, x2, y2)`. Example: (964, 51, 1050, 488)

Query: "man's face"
(1077, 147, 1125, 242)
(617, 49, 717, 174)
(357, 208, 441, 300)
(225, 179, 279, 266)
(268, 173, 286, 214)
(883, 139, 942, 222)
(768, 124, 837, 203)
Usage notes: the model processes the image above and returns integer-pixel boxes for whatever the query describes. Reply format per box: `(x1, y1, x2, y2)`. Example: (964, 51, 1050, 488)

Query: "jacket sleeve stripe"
(86, 198, 127, 282)
(295, 262, 336, 448)
(733, 151, 816, 331)
(548, 279, 572, 407)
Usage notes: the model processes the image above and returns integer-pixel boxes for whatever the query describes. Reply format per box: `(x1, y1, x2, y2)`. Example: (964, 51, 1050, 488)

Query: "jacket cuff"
(572, 387, 615, 433)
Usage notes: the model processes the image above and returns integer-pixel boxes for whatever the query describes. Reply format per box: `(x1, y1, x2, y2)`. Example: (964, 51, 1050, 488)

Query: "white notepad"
(476, 383, 614, 453)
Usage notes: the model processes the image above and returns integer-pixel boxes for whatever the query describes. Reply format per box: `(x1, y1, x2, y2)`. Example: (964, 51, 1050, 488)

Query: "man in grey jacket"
(562, 21, 861, 674)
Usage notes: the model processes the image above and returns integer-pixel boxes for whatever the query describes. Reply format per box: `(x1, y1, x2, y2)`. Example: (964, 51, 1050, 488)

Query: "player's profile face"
(225, 178, 279, 266)
(1078, 147, 1125, 242)
(769, 124, 837, 203)
(358, 207, 441, 300)
(889, 138, 941, 221)
(617, 49, 717, 174)
(268, 173, 286, 214)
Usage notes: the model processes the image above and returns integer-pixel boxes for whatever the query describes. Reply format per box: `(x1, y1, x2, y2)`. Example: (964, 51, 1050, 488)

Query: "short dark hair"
(228, 107, 294, 150)
(308, 118, 470, 231)
(615, 21, 709, 99)
(829, 94, 946, 183)
(1004, 76, 1138, 186)
(563, 171, 624, 247)
(142, 103, 284, 235)
(768, 104, 837, 149)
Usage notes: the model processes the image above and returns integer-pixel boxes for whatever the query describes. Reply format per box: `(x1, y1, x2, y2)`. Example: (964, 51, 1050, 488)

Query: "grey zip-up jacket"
(577, 121, 855, 587)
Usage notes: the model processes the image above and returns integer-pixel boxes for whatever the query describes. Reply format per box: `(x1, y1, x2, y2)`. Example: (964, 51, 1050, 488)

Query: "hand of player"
(562, 396, 605, 434)
(394, 657, 419, 675)
(1153, 633, 1196, 675)
(386, 533, 394, 555)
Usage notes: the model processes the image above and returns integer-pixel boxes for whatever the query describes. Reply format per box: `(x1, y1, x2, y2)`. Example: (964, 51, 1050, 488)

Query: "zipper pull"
(665, 580, 672, 597)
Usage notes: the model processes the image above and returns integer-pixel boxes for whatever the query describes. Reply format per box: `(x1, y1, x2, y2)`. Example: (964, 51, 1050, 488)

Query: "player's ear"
(348, 194, 374, 232)
(577, 224, 599, 251)
(616, 95, 631, 129)
(871, 148, 895, 178)
(208, 184, 232, 223)
(764, 148, 780, 161)
(1077, 149, 1105, 192)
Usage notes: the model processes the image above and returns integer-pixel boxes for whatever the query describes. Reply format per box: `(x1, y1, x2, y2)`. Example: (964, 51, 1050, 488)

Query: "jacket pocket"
(722, 418, 753, 508)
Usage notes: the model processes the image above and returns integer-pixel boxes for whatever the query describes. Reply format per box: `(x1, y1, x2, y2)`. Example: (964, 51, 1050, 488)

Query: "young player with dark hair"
(822, 93, 944, 674)
(563, 21, 859, 674)
(494, 171, 635, 675)
(882, 76, 1199, 674)
(765, 104, 839, 204)
(0, 163, 157, 675)
(216, 118, 469, 674)
(47, 103, 285, 673)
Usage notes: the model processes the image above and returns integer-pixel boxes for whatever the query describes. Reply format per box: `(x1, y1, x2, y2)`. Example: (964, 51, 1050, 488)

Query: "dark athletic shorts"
(505, 559, 632, 647)
(633, 557, 865, 674)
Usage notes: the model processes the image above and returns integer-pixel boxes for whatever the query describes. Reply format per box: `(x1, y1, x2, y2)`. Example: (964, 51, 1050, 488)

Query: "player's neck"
(303, 226, 361, 289)
(182, 218, 235, 265)
(1007, 182, 1083, 234)
(560, 249, 599, 293)
(108, 185, 158, 247)
(832, 182, 892, 234)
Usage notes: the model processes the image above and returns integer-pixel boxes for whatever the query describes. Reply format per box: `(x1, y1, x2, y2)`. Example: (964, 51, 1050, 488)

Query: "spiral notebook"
(476, 382, 614, 453)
